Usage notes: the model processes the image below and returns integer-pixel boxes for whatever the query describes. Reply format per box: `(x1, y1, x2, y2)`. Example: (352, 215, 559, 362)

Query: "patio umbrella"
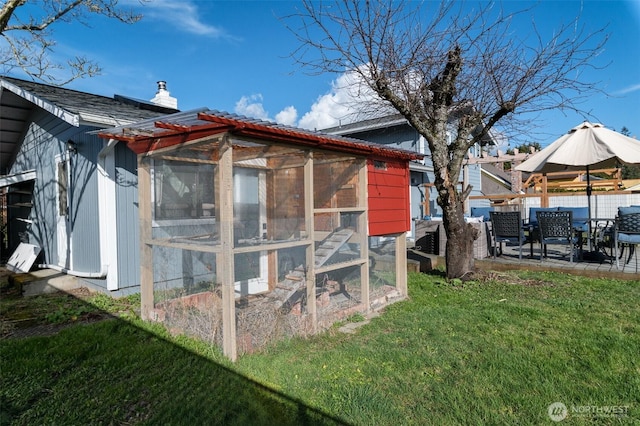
(515, 121, 640, 251)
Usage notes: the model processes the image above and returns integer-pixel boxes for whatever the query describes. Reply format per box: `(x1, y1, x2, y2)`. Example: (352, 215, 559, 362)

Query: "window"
(57, 160, 68, 217)
(373, 160, 387, 170)
(153, 160, 215, 220)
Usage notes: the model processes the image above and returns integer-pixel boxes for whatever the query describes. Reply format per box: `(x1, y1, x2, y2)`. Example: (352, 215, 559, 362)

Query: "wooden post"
(358, 159, 370, 311)
(422, 183, 434, 217)
(137, 156, 154, 321)
(463, 164, 470, 214)
(217, 136, 237, 361)
(541, 175, 549, 207)
(304, 151, 316, 329)
(396, 232, 408, 296)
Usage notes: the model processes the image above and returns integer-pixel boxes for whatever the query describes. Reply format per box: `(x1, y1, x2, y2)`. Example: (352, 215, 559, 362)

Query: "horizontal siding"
(367, 185, 409, 199)
(367, 158, 410, 236)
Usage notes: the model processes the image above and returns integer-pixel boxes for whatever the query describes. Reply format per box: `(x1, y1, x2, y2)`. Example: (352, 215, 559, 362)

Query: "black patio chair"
(614, 211, 640, 272)
(489, 211, 525, 260)
(536, 210, 582, 263)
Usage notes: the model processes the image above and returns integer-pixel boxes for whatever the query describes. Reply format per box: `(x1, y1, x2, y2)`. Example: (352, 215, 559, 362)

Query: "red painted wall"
(367, 158, 411, 236)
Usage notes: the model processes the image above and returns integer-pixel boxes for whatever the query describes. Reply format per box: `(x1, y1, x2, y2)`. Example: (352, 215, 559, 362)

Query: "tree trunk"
(443, 208, 476, 279)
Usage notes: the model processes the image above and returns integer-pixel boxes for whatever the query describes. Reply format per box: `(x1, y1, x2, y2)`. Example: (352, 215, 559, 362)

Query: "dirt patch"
(458, 269, 555, 287)
(0, 269, 112, 339)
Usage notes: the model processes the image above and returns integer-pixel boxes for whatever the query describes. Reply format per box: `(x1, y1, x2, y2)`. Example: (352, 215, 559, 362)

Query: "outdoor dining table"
(585, 218, 617, 262)
(522, 219, 592, 261)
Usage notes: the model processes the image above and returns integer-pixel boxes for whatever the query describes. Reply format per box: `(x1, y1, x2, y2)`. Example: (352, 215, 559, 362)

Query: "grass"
(1, 270, 639, 425)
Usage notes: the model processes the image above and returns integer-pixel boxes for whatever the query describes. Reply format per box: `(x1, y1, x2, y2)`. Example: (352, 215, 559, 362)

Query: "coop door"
(233, 168, 268, 295)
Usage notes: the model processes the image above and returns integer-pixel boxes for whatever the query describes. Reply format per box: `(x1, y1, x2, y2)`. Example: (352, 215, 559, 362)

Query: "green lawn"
(1, 271, 639, 425)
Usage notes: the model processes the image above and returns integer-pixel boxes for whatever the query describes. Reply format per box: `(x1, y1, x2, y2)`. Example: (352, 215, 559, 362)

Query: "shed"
(98, 109, 423, 360)
(0, 76, 177, 292)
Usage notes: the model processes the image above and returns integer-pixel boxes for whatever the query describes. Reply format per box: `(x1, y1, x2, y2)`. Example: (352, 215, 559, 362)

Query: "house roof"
(97, 109, 424, 161)
(322, 112, 498, 147)
(321, 114, 408, 134)
(0, 75, 178, 173)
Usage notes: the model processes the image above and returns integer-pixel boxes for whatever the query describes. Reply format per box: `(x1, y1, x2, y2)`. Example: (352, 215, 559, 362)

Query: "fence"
(469, 191, 640, 222)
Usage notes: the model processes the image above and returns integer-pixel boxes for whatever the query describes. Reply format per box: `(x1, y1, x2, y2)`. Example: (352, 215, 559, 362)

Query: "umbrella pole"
(586, 165, 592, 251)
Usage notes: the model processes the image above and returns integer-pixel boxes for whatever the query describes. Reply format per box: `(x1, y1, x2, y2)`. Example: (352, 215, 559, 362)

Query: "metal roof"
(0, 75, 178, 174)
(321, 114, 408, 135)
(97, 109, 424, 161)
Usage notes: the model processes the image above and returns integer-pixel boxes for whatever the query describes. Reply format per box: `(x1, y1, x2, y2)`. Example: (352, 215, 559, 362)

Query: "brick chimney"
(150, 81, 177, 109)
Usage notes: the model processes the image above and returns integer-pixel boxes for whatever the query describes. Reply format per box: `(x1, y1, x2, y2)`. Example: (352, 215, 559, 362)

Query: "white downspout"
(38, 263, 108, 278)
(97, 139, 119, 290)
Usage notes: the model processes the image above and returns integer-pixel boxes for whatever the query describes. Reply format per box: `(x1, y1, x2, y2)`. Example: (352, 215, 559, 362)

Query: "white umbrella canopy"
(516, 121, 640, 173)
(515, 121, 640, 254)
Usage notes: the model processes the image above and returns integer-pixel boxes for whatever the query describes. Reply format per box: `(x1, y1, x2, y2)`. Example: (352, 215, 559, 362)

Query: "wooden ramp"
(314, 229, 354, 268)
(267, 228, 354, 311)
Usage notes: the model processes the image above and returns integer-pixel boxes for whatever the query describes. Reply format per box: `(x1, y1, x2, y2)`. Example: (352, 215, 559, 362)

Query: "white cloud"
(138, 0, 227, 37)
(234, 95, 297, 126)
(614, 83, 640, 96)
(233, 68, 391, 131)
(297, 68, 391, 130)
(235, 94, 269, 119)
(275, 106, 298, 126)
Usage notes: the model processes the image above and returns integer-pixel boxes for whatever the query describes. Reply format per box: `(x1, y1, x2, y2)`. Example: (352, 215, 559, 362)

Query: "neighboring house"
(97, 109, 423, 360)
(0, 76, 178, 294)
(322, 114, 491, 238)
(480, 163, 513, 195)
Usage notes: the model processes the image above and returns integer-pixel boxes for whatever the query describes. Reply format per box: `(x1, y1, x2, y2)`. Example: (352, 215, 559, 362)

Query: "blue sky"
(12, 0, 640, 148)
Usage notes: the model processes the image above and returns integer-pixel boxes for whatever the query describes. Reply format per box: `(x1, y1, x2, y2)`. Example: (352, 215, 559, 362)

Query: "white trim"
(78, 113, 138, 128)
(0, 170, 36, 187)
(0, 79, 79, 127)
(38, 263, 107, 279)
(409, 161, 432, 173)
(98, 139, 119, 290)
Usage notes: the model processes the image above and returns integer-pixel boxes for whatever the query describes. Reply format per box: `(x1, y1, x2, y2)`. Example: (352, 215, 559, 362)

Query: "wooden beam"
(304, 151, 316, 329)
(156, 155, 218, 165)
(137, 156, 154, 321)
(396, 232, 408, 296)
(358, 158, 370, 311)
(217, 136, 237, 361)
(315, 258, 367, 275)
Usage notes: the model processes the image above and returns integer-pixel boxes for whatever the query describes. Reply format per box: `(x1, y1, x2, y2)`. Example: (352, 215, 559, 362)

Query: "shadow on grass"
(0, 289, 350, 425)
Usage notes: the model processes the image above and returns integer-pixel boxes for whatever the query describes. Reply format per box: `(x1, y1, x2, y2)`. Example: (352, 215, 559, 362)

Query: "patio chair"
(536, 210, 582, 263)
(525, 207, 556, 257)
(558, 207, 590, 234)
(614, 208, 640, 272)
(489, 211, 525, 260)
(471, 207, 494, 222)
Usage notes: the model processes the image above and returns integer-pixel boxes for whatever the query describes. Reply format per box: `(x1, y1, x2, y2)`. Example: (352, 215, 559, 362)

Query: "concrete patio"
(475, 241, 639, 281)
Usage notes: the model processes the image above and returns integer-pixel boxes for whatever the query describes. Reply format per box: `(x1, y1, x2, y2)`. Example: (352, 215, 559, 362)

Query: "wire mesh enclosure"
(136, 135, 409, 358)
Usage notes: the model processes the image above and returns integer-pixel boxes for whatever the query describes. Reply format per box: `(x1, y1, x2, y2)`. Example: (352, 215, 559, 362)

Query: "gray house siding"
(115, 143, 140, 290)
(2, 75, 180, 295)
(352, 125, 422, 153)
(10, 109, 72, 266)
(68, 129, 102, 273)
(7, 110, 123, 286)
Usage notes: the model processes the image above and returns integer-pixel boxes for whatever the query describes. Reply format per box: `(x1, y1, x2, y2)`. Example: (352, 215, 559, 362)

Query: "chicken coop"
(99, 110, 422, 360)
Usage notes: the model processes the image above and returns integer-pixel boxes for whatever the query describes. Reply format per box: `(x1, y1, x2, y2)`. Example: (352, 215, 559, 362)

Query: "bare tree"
(286, 1, 607, 279)
(1, 0, 142, 85)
